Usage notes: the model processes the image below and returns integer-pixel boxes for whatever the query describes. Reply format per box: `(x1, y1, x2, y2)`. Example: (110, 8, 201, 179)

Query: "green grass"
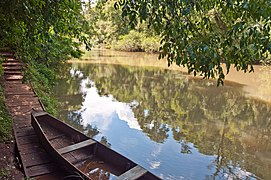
(0, 58, 13, 142)
(24, 61, 59, 116)
(0, 85, 13, 142)
(0, 169, 10, 179)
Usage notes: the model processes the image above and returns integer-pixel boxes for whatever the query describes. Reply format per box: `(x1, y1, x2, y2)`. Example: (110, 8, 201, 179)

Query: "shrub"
(113, 30, 144, 52)
(0, 86, 12, 142)
(113, 30, 160, 52)
(141, 36, 160, 53)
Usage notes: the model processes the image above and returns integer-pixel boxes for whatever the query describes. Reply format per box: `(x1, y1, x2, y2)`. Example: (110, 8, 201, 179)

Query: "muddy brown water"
(53, 49, 271, 179)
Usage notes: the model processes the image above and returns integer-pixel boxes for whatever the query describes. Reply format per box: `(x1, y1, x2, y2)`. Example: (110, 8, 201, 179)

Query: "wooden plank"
(117, 165, 148, 180)
(13, 113, 30, 118)
(31, 172, 68, 180)
(10, 106, 43, 114)
(13, 117, 31, 122)
(4, 71, 22, 75)
(18, 143, 45, 154)
(10, 106, 34, 114)
(5, 91, 34, 96)
(5, 94, 36, 98)
(27, 163, 59, 178)
(58, 139, 96, 154)
(14, 126, 36, 137)
(3, 66, 22, 70)
(5, 58, 19, 62)
(20, 151, 53, 167)
(13, 122, 32, 128)
(17, 135, 39, 146)
(6, 96, 39, 102)
(2, 62, 22, 66)
(5, 75, 23, 80)
(3, 83, 31, 90)
(6, 101, 40, 107)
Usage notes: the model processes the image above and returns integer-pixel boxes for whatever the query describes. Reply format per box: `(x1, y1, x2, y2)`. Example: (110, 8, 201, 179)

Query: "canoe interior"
(32, 113, 160, 180)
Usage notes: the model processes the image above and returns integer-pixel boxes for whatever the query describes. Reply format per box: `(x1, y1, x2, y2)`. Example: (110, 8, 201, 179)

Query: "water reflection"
(54, 59, 271, 179)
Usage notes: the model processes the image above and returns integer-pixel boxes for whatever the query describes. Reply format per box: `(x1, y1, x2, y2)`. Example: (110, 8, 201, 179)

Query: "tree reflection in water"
(54, 63, 271, 179)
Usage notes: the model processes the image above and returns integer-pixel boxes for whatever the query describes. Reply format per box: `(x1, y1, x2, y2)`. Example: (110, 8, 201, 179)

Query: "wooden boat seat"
(58, 139, 96, 155)
(117, 165, 148, 180)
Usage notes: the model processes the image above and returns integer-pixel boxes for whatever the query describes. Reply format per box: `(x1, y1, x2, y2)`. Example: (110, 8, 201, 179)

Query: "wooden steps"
(3, 62, 23, 66)
(4, 66, 23, 71)
(1, 52, 23, 82)
(1, 50, 68, 179)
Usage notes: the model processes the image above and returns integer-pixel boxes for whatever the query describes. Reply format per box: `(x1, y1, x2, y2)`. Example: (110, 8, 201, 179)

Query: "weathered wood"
(14, 126, 36, 137)
(1, 51, 68, 179)
(27, 163, 59, 178)
(17, 135, 39, 146)
(18, 143, 45, 154)
(3, 83, 32, 91)
(5, 91, 34, 96)
(20, 151, 53, 167)
(6, 101, 40, 107)
(13, 122, 32, 128)
(4, 70, 22, 74)
(10, 106, 40, 114)
(31, 172, 67, 180)
(117, 165, 148, 180)
(2, 62, 22, 66)
(3, 66, 22, 71)
(32, 112, 161, 180)
(58, 139, 96, 155)
(4, 74, 23, 81)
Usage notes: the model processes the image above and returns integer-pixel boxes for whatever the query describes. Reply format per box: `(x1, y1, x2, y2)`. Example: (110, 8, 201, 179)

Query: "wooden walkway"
(1, 50, 67, 179)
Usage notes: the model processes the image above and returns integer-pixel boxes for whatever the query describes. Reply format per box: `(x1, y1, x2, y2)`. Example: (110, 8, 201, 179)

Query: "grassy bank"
(0, 58, 12, 142)
(0, 85, 12, 142)
(24, 61, 61, 116)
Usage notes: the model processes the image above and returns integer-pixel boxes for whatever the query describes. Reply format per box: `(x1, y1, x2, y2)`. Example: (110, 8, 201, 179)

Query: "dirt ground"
(0, 140, 24, 180)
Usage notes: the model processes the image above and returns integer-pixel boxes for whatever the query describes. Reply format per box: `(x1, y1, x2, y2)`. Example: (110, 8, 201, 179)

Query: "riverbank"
(71, 49, 271, 103)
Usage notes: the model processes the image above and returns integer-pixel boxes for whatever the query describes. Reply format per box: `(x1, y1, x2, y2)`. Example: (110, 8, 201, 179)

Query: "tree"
(0, 0, 92, 114)
(0, 0, 91, 65)
(115, 0, 271, 85)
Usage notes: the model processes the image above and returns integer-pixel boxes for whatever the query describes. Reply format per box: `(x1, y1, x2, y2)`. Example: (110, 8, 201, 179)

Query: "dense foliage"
(116, 0, 271, 84)
(0, 0, 91, 60)
(0, 89, 12, 141)
(86, 0, 160, 52)
(0, 0, 91, 114)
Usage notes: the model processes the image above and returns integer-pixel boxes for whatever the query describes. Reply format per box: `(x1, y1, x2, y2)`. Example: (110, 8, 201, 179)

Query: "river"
(53, 49, 271, 179)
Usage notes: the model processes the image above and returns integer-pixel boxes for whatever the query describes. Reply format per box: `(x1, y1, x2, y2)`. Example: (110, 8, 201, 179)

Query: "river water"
(54, 49, 271, 179)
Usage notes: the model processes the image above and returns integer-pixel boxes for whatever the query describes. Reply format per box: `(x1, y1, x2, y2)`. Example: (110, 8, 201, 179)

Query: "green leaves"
(116, 0, 271, 85)
(0, 0, 91, 65)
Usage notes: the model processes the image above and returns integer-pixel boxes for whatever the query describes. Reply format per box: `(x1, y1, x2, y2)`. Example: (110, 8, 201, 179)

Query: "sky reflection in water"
(77, 75, 216, 179)
(54, 50, 271, 179)
(65, 68, 258, 180)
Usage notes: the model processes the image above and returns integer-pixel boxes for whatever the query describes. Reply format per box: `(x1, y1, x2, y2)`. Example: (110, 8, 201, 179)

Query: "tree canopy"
(0, 0, 92, 114)
(0, 0, 91, 65)
(115, 0, 271, 85)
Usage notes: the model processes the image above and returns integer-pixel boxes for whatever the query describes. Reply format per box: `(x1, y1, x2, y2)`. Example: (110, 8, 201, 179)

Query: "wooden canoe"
(31, 111, 161, 180)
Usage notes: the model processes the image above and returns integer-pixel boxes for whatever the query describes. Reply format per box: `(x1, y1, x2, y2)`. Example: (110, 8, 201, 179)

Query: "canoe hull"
(31, 111, 161, 180)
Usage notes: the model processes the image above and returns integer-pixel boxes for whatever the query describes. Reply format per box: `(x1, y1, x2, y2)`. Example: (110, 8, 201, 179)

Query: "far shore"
(69, 49, 271, 103)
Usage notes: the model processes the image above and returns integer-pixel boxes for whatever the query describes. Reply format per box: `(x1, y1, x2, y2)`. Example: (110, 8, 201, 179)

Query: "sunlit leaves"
(116, 0, 271, 85)
(0, 0, 91, 65)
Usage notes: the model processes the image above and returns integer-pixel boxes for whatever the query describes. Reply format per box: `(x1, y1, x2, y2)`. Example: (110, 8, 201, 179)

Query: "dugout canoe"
(31, 111, 161, 180)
